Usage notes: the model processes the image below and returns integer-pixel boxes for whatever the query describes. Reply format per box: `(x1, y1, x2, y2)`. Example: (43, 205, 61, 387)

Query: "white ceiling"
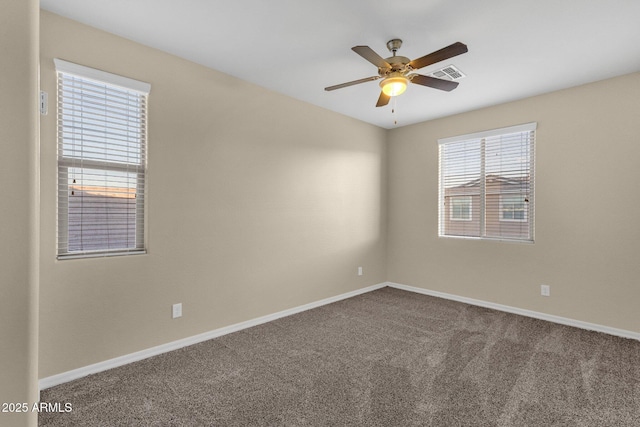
(40, 0, 640, 129)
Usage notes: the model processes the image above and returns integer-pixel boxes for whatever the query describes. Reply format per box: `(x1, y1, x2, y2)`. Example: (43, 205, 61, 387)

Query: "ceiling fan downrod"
(386, 39, 402, 56)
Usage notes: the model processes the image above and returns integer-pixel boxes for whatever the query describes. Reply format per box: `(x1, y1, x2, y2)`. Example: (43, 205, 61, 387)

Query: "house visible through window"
(438, 123, 536, 242)
(450, 196, 472, 221)
(501, 195, 527, 221)
(55, 59, 150, 258)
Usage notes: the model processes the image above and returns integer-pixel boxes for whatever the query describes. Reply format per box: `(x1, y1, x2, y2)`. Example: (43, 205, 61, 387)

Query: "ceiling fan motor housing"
(379, 39, 413, 76)
(380, 56, 411, 73)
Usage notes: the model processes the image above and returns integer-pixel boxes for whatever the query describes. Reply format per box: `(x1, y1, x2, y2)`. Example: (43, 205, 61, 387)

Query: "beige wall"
(388, 72, 640, 333)
(39, 11, 387, 377)
(0, 1, 39, 426)
(37, 9, 640, 382)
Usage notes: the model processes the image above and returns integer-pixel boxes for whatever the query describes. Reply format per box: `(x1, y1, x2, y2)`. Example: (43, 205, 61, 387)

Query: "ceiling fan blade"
(352, 46, 391, 69)
(325, 76, 380, 91)
(409, 42, 468, 70)
(376, 91, 390, 107)
(411, 74, 459, 92)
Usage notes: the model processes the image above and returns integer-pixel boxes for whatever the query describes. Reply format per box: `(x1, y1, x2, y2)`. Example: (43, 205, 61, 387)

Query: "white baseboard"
(387, 281, 640, 341)
(39, 282, 387, 391)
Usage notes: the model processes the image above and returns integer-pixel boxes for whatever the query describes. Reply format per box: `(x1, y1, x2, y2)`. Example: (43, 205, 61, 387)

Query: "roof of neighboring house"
(449, 174, 530, 189)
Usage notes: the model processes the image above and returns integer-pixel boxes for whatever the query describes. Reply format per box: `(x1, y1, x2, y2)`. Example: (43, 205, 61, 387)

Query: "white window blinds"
(55, 59, 150, 258)
(438, 123, 536, 242)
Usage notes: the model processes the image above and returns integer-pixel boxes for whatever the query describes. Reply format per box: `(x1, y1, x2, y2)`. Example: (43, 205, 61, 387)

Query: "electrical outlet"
(358, 266, 363, 276)
(540, 285, 550, 297)
(172, 303, 182, 318)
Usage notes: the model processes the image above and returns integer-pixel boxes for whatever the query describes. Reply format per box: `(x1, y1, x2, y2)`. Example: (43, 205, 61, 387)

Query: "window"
(500, 195, 527, 222)
(438, 123, 535, 242)
(450, 196, 472, 221)
(55, 59, 150, 258)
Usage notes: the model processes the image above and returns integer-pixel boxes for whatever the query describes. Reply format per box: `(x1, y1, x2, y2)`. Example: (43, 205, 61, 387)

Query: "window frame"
(55, 59, 150, 259)
(438, 122, 536, 243)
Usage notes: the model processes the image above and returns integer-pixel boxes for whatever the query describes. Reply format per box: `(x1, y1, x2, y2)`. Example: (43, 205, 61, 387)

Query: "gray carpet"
(39, 287, 640, 426)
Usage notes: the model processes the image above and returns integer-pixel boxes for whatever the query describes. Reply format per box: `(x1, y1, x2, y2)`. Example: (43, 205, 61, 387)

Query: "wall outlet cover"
(172, 303, 182, 318)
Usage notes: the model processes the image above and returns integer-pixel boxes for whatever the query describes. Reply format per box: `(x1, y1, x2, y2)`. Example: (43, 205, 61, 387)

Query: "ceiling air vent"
(429, 64, 466, 81)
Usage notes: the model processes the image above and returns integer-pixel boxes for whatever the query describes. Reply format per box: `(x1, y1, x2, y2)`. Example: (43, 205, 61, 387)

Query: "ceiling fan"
(325, 39, 468, 107)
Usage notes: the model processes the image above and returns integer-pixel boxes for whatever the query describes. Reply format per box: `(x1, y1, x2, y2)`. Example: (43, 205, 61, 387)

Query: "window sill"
(57, 249, 147, 261)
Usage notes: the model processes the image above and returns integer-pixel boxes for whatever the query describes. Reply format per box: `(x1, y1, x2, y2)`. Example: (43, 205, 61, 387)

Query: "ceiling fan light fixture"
(380, 75, 408, 97)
